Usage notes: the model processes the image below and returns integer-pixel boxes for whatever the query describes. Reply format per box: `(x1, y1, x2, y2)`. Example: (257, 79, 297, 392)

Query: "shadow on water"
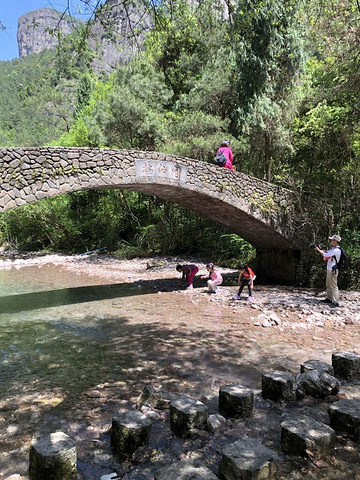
(2, 313, 359, 480)
(0, 271, 240, 315)
(0, 312, 268, 478)
(2, 296, 360, 478)
(0, 277, 184, 314)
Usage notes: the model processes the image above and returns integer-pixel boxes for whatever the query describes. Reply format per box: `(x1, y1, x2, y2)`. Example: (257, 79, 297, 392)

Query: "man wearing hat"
(314, 235, 342, 308)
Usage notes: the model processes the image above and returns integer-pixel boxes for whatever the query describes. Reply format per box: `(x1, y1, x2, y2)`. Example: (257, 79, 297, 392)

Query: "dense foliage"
(0, 0, 359, 284)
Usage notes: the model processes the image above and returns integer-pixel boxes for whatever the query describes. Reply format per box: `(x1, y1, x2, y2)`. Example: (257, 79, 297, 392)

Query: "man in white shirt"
(315, 235, 342, 308)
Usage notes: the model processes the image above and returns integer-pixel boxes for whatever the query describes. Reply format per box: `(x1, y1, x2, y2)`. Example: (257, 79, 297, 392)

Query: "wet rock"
(29, 431, 77, 480)
(328, 399, 360, 440)
(139, 405, 163, 420)
(207, 413, 226, 433)
(219, 438, 279, 480)
(219, 384, 254, 418)
(296, 370, 340, 399)
(111, 410, 152, 459)
(154, 460, 218, 480)
(137, 384, 179, 410)
(269, 313, 282, 325)
(170, 395, 208, 438)
(332, 352, 360, 380)
(281, 416, 335, 459)
(300, 359, 334, 375)
(262, 371, 295, 402)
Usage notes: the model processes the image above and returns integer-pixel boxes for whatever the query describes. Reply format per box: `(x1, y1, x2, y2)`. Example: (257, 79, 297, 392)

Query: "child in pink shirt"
(201, 263, 223, 293)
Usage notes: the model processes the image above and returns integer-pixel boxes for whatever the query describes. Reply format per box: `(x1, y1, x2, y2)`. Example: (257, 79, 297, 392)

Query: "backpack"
(214, 151, 227, 166)
(333, 247, 350, 271)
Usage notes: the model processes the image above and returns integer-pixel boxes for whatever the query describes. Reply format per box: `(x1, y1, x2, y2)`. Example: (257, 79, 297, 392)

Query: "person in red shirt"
(233, 264, 256, 301)
(216, 140, 234, 170)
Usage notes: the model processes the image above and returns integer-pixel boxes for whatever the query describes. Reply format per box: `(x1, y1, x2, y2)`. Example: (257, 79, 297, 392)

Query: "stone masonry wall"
(0, 147, 295, 248)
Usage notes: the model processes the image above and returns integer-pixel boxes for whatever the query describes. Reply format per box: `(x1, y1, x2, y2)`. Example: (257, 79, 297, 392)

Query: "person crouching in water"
(233, 264, 256, 301)
(201, 263, 223, 293)
(176, 264, 199, 289)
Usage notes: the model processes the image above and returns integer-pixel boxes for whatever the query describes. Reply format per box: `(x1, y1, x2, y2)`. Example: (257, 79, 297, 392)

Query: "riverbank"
(0, 253, 359, 479)
(1, 251, 360, 326)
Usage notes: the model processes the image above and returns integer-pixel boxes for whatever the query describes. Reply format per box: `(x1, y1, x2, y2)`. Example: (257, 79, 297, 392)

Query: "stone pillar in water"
(111, 410, 152, 459)
(29, 431, 77, 480)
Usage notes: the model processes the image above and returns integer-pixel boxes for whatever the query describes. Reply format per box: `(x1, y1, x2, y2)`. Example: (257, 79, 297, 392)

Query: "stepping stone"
(281, 416, 335, 458)
(154, 460, 218, 480)
(262, 371, 295, 402)
(29, 431, 77, 480)
(328, 399, 360, 440)
(219, 438, 279, 480)
(170, 395, 208, 438)
(111, 410, 152, 459)
(300, 359, 334, 375)
(332, 352, 360, 380)
(219, 384, 254, 418)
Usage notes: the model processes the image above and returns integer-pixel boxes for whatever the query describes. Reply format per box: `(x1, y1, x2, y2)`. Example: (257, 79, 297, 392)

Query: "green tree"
(232, 0, 305, 181)
(288, 0, 360, 244)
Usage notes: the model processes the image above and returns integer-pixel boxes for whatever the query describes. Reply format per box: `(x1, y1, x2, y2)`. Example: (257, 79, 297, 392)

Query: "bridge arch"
(0, 147, 303, 283)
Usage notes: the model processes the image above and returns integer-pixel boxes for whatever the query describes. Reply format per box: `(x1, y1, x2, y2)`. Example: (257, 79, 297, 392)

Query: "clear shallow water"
(0, 264, 161, 478)
(0, 263, 231, 479)
(1, 263, 359, 479)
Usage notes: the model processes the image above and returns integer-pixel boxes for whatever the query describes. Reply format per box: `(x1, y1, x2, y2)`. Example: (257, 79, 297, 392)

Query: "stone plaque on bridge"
(135, 159, 187, 183)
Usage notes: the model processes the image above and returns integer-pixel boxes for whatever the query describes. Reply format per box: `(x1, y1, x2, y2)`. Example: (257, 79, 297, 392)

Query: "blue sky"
(0, 1, 93, 61)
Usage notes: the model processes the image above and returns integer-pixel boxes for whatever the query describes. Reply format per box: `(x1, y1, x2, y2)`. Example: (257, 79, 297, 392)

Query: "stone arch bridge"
(0, 147, 305, 284)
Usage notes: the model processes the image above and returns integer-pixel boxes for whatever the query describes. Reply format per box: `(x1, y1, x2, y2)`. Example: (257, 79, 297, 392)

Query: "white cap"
(329, 235, 341, 242)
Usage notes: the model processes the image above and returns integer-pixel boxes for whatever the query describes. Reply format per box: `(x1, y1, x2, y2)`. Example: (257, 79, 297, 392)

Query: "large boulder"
(296, 370, 340, 399)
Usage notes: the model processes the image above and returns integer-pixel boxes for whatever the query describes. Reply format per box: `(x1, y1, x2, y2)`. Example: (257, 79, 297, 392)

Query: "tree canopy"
(0, 0, 359, 286)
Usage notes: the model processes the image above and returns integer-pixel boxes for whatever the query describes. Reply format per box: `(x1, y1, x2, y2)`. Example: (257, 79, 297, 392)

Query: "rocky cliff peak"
(16, 2, 151, 71)
(88, 0, 152, 73)
(17, 7, 82, 58)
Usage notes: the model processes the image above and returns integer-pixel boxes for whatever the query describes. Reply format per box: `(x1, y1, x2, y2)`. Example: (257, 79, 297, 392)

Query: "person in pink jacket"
(176, 264, 199, 289)
(201, 263, 223, 293)
(216, 140, 234, 170)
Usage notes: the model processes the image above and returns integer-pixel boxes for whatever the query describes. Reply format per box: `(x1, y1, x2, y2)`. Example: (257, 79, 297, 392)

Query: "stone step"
(111, 410, 152, 459)
(328, 399, 360, 440)
(332, 352, 360, 380)
(29, 431, 77, 480)
(170, 395, 208, 438)
(262, 371, 295, 402)
(281, 416, 335, 458)
(219, 384, 254, 418)
(219, 438, 279, 480)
